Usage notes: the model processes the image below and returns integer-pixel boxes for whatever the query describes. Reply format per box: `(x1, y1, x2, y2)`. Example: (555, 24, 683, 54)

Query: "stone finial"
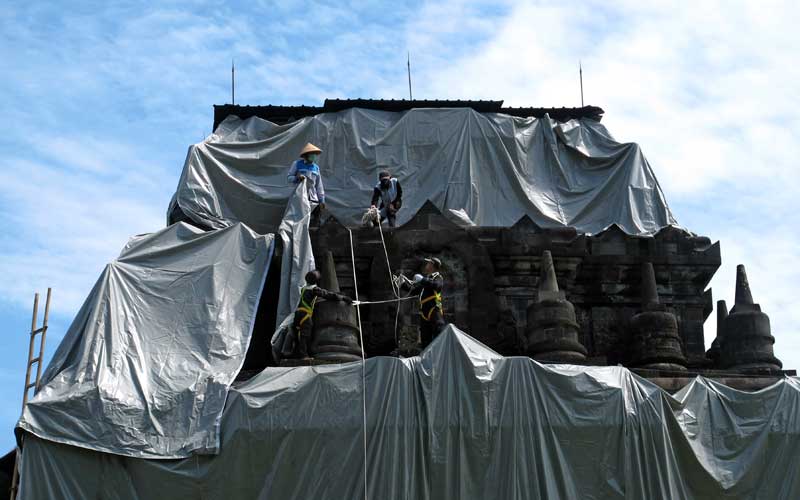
(706, 300, 727, 364)
(734, 264, 754, 307)
(641, 262, 659, 307)
(537, 250, 564, 302)
(717, 300, 728, 330)
(318, 250, 341, 293)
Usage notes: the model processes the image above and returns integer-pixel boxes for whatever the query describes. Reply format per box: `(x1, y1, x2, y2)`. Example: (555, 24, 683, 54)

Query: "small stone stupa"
(719, 265, 782, 372)
(629, 262, 687, 371)
(526, 250, 588, 362)
(311, 251, 363, 362)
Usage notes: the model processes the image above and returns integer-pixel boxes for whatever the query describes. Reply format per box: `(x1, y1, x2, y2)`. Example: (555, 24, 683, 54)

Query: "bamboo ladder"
(9, 289, 52, 500)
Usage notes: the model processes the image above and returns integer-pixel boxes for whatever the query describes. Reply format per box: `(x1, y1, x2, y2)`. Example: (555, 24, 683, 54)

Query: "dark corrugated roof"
(213, 99, 604, 130)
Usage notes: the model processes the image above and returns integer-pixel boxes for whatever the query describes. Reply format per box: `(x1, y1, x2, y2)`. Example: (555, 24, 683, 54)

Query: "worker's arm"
(312, 286, 352, 303)
(371, 187, 381, 207)
(315, 171, 325, 205)
(407, 273, 429, 294)
(287, 161, 301, 183)
(419, 273, 443, 292)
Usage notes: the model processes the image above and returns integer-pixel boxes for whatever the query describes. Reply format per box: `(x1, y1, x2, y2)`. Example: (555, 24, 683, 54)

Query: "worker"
(292, 270, 352, 358)
(370, 170, 402, 227)
(399, 257, 445, 349)
(287, 143, 326, 209)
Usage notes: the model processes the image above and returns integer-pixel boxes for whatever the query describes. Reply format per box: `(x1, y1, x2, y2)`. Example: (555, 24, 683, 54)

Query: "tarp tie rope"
(347, 227, 369, 500)
(375, 219, 403, 347)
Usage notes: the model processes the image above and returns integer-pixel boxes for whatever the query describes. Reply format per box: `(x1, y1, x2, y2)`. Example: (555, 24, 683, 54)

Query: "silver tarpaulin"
(18, 327, 800, 499)
(15, 222, 274, 459)
(168, 108, 677, 235)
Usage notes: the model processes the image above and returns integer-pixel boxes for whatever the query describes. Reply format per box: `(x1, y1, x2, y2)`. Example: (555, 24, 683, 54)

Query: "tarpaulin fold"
(168, 108, 677, 235)
(18, 327, 800, 499)
(15, 222, 274, 459)
(271, 181, 317, 358)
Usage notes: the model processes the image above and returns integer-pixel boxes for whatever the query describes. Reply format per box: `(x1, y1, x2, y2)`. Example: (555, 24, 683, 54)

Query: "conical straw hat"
(300, 143, 322, 156)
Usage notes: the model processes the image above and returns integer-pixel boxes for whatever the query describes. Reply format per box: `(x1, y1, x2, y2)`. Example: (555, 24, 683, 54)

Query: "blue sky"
(1, 0, 798, 452)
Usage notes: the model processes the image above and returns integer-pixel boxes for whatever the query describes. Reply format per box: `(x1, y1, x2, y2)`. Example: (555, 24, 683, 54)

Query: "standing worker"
(370, 170, 402, 227)
(292, 270, 352, 358)
(287, 143, 326, 209)
(398, 257, 445, 349)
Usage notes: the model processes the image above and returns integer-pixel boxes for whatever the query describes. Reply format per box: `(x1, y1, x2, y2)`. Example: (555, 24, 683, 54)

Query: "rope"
(351, 296, 417, 306)
(347, 228, 368, 500)
(348, 216, 415, 498)
(375, 217, 404, 346)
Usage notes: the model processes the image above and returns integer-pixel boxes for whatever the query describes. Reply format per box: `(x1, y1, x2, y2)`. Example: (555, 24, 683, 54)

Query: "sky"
(0, 0, 798, 452)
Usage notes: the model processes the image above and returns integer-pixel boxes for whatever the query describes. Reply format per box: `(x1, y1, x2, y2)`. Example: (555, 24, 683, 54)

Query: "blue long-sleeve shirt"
(287, 159, 325, 203)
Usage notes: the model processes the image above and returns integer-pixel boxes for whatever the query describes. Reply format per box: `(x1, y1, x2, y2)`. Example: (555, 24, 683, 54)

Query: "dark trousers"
(310, 204, 323, 226)
(292, 317, 313, 358)
(374, 203, 399, 228)
(420, 309, 446, 349)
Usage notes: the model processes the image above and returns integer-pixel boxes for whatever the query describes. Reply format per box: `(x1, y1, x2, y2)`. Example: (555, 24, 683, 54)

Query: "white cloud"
(394, 0, 800, 369)
(0, 151, 169, 316)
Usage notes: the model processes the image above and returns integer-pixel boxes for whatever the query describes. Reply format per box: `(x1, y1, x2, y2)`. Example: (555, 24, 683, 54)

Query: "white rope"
(374, 218, 405, 347)
(347, 217, 413, 499)
(351, 296, 417, 306)
(347, 228, 368, 500)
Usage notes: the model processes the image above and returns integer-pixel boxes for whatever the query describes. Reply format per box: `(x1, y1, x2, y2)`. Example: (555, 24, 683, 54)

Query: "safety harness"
(419, 272, 443, 321)
(296, 286, 319, 326)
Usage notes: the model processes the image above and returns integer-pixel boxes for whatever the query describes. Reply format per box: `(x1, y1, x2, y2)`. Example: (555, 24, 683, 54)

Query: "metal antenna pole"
(579, 61, 584, 107)
(407, 52, 413, 100)
(231, 59, 235, 105)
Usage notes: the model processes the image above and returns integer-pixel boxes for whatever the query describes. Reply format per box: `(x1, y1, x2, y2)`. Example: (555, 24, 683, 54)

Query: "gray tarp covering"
(275, 181, 315, 328)
(16, 222, 274, 459)
(169, 108, 677, 235)
(19, 327, 800, 499)
(272, 182, 317, 356)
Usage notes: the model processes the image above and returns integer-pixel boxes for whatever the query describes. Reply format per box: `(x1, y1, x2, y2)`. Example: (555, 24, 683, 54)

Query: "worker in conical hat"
(287, 142, 326, 208)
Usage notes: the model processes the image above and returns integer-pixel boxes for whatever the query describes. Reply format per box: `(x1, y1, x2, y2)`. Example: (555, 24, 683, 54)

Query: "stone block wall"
(310, 202, 721, 368)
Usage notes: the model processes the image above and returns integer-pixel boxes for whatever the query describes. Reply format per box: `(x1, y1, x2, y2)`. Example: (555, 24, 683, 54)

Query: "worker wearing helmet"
(287, 143, 326, 209)
(370, 170, 403, 227)
(292, 270, 352, 358)
(404, 257, 446, 349)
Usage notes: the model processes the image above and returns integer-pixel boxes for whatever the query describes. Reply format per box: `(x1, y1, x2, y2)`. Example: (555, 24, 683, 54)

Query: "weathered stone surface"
(628, 262, 687, 371)
(719, 265, 782, 372)
(311, 250, 363, 362)
(306, 202, 721, 370)
(526, 251, 587, 362)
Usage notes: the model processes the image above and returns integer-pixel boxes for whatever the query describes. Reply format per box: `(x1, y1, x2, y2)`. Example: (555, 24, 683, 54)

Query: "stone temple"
(11, 99, 798, 500)
(197, 99, 792, 392)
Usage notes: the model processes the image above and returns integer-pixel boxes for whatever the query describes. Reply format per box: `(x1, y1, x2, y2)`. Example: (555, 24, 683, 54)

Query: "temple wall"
(310, 203, 720, 368)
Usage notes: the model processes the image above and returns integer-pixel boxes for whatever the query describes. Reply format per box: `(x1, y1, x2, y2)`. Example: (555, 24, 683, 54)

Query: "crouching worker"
(398, 257, 445, 349)
(293, 270, 352, 358)
(370, 171, 402, 227)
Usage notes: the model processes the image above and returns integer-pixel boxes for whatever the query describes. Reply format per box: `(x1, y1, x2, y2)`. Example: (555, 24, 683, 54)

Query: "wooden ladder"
(9, 289, 52, 500)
